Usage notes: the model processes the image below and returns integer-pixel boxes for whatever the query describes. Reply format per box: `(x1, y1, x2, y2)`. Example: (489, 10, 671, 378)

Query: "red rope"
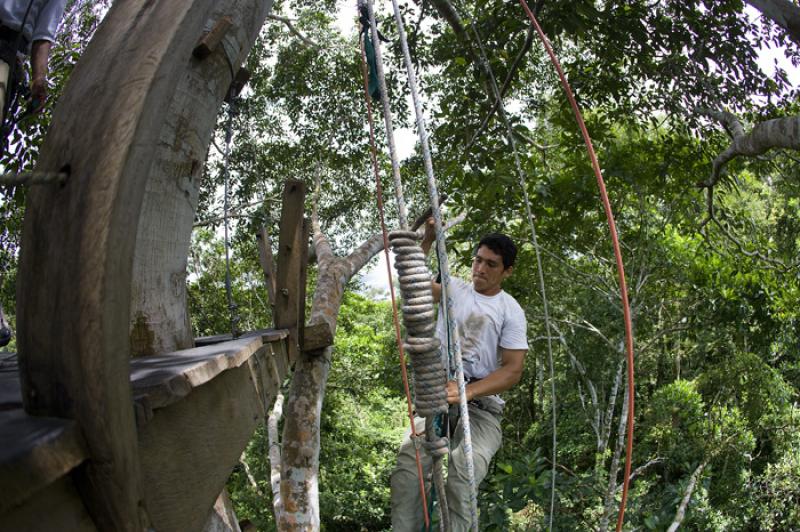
(359, 35, 431, 530)
(517, 3, 637, 530)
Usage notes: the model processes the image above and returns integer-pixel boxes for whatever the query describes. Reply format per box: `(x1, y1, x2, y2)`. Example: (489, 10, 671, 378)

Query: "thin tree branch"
(267, 14, 320, 48)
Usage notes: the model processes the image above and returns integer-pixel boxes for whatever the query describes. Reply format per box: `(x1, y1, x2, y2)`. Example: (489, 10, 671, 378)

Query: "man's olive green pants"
(390, 404, 502, 531)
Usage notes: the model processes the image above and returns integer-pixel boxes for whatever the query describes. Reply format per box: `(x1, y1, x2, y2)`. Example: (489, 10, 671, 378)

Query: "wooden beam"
(274, 180, 307, 365)
(256, 225, 277, 306)
(192, 16, 232, 60)
(16, 0, 275, 527)
(301, 322, 334, 353)
(0, 410, 88, 514)
(137, 348, 272, 532)
(297, 217, 310, 356)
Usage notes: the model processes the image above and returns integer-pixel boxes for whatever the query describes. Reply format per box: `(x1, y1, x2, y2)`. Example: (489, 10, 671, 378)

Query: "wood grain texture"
(130, 336, 263, 424)
(0, 410, 88, 514)
(137, 349, 270, 532)
(15, 0, 274, 527)
(0, 476, 97, 532)
(275, 180, 308, 366)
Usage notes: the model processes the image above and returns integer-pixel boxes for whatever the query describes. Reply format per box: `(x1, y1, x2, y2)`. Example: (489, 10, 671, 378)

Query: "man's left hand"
(30, 78, 47, 113)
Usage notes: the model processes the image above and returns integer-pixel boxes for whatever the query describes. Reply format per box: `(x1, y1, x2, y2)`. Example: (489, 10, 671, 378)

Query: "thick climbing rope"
(517, 2, 637, 530)
(468, 22, 558, 531)
(362, 0, 408, 229)
(357, 32, 431, 531)
(361, 1, 454, 529)
(221, 91, 241, 339)
(385, 0, 480, 529)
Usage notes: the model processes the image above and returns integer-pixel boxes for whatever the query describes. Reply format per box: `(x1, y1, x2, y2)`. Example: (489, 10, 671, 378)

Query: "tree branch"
(696, 108, 800, 188)
(666, 460, 708, 532)
(745, 0, 800, 45)
(267, 14, 320, 48)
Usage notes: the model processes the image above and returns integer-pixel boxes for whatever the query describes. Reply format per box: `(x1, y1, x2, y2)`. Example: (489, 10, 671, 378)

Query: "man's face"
(471, 245, 512, 295)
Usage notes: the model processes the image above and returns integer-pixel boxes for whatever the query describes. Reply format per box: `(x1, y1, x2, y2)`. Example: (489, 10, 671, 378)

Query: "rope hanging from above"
(357, 31, 431, 529)
(516, 2, 637, 530)
(468, 21, 559, 531)
(221, 89, 242, 339)
(384, 0, 480, 528)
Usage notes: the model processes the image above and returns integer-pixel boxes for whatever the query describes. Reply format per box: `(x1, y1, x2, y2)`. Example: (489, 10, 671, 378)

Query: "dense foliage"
(1, 0, 799, 530)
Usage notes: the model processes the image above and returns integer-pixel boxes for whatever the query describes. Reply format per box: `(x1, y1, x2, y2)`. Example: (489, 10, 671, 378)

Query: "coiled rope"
(517, 2, 637, 530)
(385, 0, 480, 529)
(360, 1, 452, 528)
(357, 32, 431, 530)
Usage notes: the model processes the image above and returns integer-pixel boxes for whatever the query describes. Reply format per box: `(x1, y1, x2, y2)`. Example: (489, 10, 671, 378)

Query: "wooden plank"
(0, 410, 88, 514)
(271, 338, 289, 381)
(0, 353, 22, 410)
(256, 225, 277, 306)
(130, 336, 263, 421)
(1, 476, 97, 532)
(301, 322, 334, 353)
(194, 327, 288, 348)
(274, 180, 307, 366)
(192, 16, 232, 59)
(137, 347, 272, 532)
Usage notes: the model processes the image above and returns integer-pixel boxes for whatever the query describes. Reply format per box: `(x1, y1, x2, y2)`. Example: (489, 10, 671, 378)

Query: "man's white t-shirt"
(436, 277, 528, 409)
(0, 0, 66, 44)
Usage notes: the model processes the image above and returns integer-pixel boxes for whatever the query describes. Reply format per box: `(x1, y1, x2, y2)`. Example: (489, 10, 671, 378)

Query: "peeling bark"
(697, 108, 800, 187)
(598, 382, 629, 532)
(277, 205, 384, 530)
(269, 391, 285, 522)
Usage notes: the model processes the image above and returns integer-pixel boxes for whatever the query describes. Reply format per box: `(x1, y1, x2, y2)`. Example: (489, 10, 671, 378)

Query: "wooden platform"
(0, 329, 291, 531)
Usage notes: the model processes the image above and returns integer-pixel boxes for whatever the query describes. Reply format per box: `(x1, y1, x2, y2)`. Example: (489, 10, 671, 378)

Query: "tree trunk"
(277, 212, 384, 530)
(598, 382, 629, 532)
(745, 0, 800, 45)
(130, 0, 275, 356)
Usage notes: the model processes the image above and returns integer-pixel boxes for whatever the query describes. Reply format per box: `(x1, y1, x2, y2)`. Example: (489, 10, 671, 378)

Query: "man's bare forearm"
(30, 40, 51, 83)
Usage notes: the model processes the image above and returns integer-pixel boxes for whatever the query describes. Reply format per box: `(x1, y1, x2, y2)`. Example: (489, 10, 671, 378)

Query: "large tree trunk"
(130, 0, 275, 356)
(278, 211, 385, 530)
(745, 0, 800, 45)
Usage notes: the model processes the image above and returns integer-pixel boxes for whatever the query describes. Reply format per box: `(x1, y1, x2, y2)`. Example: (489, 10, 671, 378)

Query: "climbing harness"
(221, 89, 241, 339)
(517, 2, 637, 530)
(468, 20, 559, 530)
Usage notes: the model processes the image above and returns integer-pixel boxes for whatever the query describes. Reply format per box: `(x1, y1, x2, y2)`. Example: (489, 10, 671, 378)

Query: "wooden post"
(256, 225, 277, 306)
(274, 180, 308, 365)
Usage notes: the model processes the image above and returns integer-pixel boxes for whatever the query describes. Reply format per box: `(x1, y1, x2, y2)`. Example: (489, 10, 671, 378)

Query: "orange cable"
(517, 3, 637, 530)
(359, 35, 430, 530)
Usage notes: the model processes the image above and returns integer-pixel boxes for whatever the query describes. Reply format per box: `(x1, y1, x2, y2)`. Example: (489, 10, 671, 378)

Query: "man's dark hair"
(477, 233, 517, 269)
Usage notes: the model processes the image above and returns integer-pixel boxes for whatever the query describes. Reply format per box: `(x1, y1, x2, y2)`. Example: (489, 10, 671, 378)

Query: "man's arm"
(446, 348, 526, 404)
(30, 40, 52, 111)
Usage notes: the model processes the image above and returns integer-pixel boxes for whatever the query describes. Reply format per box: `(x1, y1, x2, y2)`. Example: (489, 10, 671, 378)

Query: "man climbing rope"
(391, 220, 528, 531)
(0, 0, 66, 128)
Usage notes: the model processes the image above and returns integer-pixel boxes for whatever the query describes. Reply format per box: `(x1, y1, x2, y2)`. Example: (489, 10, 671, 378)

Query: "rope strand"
(468, 22, 558, 531)
(386, 0, 479, 529)
(517, 3, 637, 530)
(358, 35, 431, 530)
